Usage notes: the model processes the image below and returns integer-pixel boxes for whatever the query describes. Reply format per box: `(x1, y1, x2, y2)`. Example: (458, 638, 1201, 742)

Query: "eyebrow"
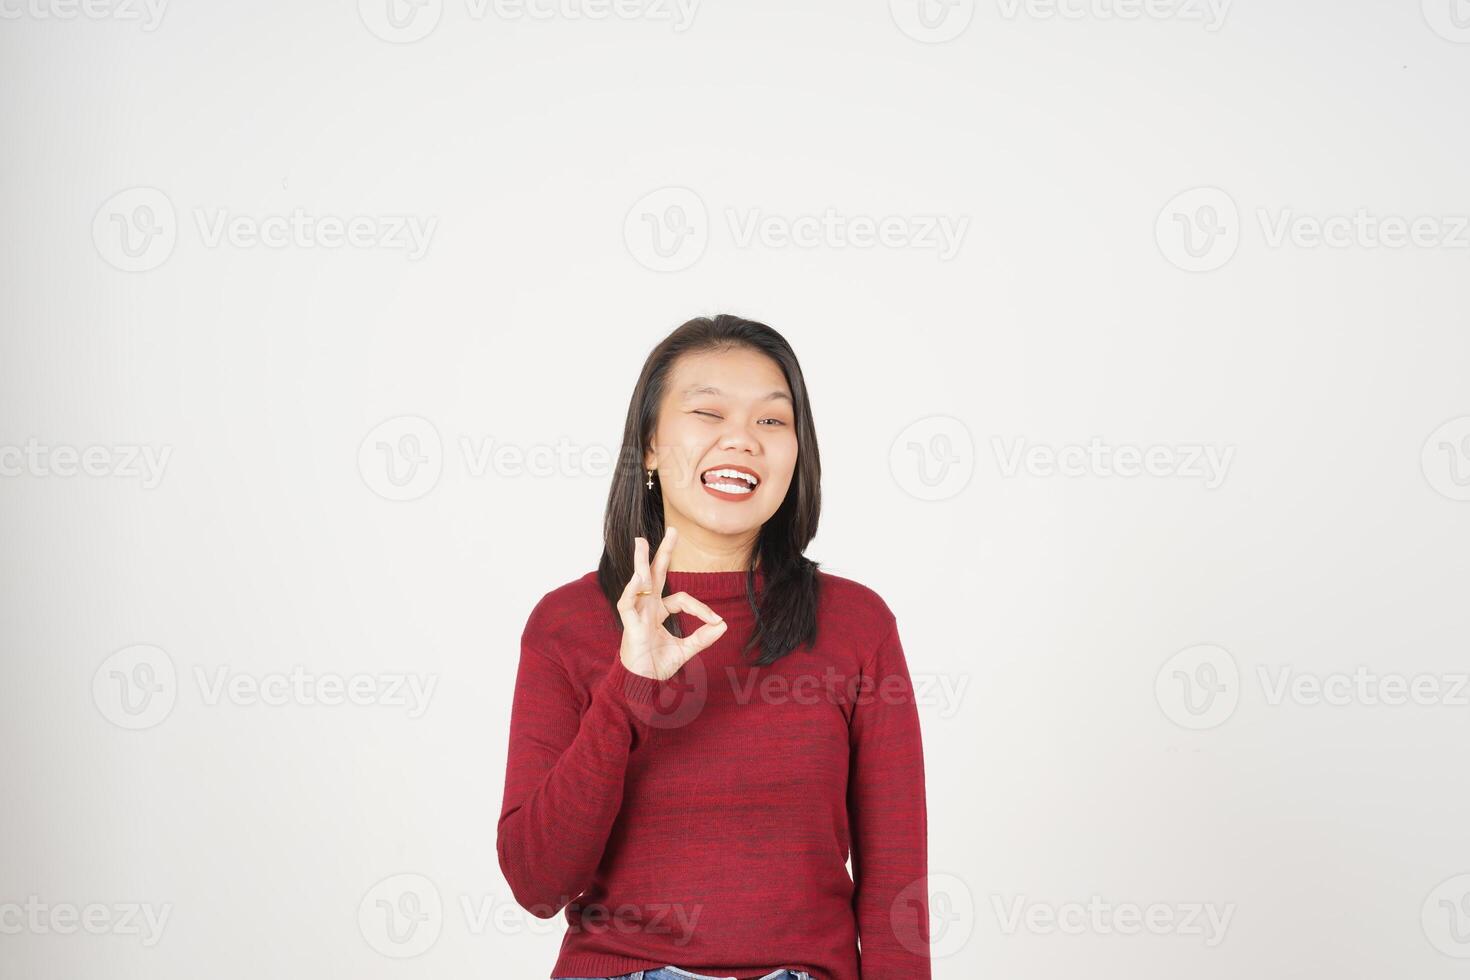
(680, 384, 792, 405)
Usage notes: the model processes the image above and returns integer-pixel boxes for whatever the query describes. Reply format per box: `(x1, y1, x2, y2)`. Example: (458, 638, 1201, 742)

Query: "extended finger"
(617, 538, 651, 618)
(633, 535, 651, 587)
(651, 526, 676, 596)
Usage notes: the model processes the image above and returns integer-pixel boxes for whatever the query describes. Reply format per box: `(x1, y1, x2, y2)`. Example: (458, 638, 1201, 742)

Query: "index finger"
(651, 525, 676, 596)
(632, 535, 651, 592)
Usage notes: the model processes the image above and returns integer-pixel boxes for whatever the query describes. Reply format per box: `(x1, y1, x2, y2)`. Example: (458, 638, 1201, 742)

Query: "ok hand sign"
(616, 526, 729, 681)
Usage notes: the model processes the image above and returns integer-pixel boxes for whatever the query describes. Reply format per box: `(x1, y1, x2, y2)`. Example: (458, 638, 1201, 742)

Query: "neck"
(663, 518, 759, 573)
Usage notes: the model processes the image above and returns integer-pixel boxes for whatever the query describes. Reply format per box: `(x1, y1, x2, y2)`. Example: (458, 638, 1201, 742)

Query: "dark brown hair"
(597, 313, 821, 665)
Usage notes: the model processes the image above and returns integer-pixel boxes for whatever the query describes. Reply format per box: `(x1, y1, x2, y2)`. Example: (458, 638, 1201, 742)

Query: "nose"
(717, 419, 761, 453)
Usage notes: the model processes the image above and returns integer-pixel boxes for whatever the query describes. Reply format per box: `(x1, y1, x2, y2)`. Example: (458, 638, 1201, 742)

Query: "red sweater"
(497, 566, 931, 980)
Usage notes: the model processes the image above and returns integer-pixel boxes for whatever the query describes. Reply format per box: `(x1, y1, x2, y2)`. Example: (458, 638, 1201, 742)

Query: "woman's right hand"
(617, 526, 728, 681)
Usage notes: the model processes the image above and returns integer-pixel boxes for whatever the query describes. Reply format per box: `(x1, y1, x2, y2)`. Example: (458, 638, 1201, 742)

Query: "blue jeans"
(555, 968, 812, 980)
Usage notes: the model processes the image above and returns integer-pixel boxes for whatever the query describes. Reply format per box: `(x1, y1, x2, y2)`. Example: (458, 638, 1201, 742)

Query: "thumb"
(679, 619, 729, 661)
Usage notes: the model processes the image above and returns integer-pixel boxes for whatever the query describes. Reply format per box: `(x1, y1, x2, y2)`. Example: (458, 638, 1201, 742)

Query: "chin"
(692, 510, 766, 536)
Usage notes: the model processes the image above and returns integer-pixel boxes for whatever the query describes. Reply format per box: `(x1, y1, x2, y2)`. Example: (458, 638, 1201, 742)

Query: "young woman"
(497, 315, 931, 980)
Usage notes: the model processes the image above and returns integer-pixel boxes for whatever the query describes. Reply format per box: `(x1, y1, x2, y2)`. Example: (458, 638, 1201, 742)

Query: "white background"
(3, 1, 1470, 977)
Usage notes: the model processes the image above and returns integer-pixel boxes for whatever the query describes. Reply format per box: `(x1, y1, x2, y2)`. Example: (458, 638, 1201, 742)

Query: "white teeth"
(702, 468, 757, 495)
(702, 467, 758, 488)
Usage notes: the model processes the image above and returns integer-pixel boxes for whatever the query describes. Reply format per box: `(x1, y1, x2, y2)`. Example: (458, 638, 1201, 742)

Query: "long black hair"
(597, 313, 821, 666)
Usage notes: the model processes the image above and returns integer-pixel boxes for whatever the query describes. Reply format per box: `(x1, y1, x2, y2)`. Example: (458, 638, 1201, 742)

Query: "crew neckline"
(663, 566, 764, 600)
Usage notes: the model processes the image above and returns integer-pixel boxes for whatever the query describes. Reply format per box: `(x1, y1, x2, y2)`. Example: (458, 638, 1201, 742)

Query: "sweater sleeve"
(496, 600, 661, 918)
(848, 615, 932, 979)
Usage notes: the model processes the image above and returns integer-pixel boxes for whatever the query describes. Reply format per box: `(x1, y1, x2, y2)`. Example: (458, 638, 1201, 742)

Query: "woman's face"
(644, 347, 798, 558)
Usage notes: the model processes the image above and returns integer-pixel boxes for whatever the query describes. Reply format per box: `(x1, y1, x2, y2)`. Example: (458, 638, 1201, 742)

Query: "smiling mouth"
(700, 467, 760, 495)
